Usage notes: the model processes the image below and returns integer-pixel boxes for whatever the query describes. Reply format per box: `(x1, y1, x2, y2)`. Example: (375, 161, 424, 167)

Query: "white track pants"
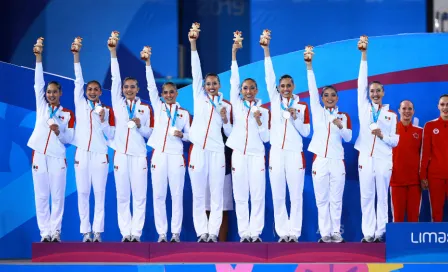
(231, 150, 266, 237)
(151, 150, 185, 235)
(312, 156, 345, 237)
(74, 148, 109, 234)
(269, 147, 305, 237)
(188, 145, 225, 237)
(31, 151, 67, 238)
(113, 152, 148, 238)
(358, 154, 392, 238)
(206, 174, 234, 211)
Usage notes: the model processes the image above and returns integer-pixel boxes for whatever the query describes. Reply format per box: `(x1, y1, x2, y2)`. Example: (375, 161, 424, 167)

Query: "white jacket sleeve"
(264, 57, 279, 101)
(74, 62, 85, 106)
(181, 112, 192, 142)
(34, 62, 47, 112)
(381, 114, 399, 147)
(110, 58, 123, 110)
(307, 70, 323, 116)
(230, 61, 240, 105)
(191, 50, 204, 100)
(257, 110, 270, 143)
(146, 65, 162, 115)
(357, 60, 369, 111)
(100, 108, 115, 140)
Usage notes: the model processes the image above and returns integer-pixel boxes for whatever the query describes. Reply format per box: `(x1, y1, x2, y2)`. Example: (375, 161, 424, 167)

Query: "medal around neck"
(369, 122, 378, 131)
(282, 111, 291, 119)
(127, 120, 136, 129)
(94, 105, 103, 114)
(47, 118, 55, 126)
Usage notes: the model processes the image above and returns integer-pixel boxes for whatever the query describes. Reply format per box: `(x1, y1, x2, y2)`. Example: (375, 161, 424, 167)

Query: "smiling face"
(321, 87, 338, 108)
(161, 83, 178, 104)
(369, 82, 385, 104)
(279, 77, 294, 99)
(204, 75, 221, 96)
(46, 82, 62, 106)
(438, 96, 448, 120)
(398, 100, 414, 124)
(241, 79, 258, 102)
(86, 81, 102, 102)
(122, 78, 139, 101)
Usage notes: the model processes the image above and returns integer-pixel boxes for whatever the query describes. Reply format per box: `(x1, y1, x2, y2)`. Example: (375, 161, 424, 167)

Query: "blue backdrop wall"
(1, 33, 448, 259)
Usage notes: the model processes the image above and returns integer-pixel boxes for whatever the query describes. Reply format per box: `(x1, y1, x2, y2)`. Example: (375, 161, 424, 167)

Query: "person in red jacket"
(420, 94, 448, 222)
(390, 100, 422, 222)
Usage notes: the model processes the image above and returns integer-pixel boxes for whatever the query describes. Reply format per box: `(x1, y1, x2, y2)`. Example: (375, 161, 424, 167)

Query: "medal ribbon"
(48, 105, 59, 119)
(371, 103, 382, 123)
(209, 94, 222, 110)
(164, 104, 178, 127)
(280, 97, 294, 111)
(127, 100, 136, 119)
(89, 100, 101, 110)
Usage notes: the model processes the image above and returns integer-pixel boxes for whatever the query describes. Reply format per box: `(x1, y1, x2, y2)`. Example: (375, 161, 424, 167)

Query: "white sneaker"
(158, 234, 168, 243)
(240, 235, 251, 243)
(82, 233, 92, 242)
(288, 235, 299, 243)
(93, 232, 102, 242)
(51, 230, 61, 242)
(131, 235, 141, 242)
(170, 233, 180, 243)
(318, 236, 332, 243)
(41, 235, 51, 242)
(361, 236, 374, 243)
(331, 232, 344, 243)
(197, 233, 208, 243)
(122, 235, 131, 242)
(278, 236, 288, 243)
(207, 234, 218, 243)
(251, 236, 262, 243)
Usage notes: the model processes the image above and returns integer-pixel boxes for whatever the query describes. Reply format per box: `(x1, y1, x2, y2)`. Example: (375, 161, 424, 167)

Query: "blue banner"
(386, 223, 448, 263)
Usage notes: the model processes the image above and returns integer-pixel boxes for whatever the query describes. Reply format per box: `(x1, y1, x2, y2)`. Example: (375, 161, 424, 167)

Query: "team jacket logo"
(413, 133, 419, 139)
(312, 170, 316, 175)
(384, 116, 391, 121)
(151, 164, 156, 169)
(177, 114, 183, 118)
(434, 128, 439, 134)
(138, 109, 144, 114)
(75, 161, 79, 167)
(114, 165, 119, 171)
(189, 165, 195, 170)
(232, 167, 236, 172)
(59, 116, 65, 120)
(359, 165, 363, 169)
(269, 166, 272, 170)
(32, 165, 38, 171)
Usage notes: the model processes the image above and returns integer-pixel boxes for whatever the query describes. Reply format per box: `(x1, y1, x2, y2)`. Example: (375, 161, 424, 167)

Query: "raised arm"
(263, 42, 278, 101)
(73, 49, 85, 107)
(33, 44, 46, 111)
(108, 38, 122, 109)
(230, 43, 241, 105)
(357, 50, 369, 110)
(306, 60, 323, 115)
(144, 49, 162, 115)
(190, 32, 204, 99)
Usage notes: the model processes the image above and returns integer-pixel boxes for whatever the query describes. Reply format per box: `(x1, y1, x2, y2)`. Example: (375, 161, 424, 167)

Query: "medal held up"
(108, 31, 120, 47)
(71, 36, 83, 53)
(189, 22, 201, 40)
(33, 37, 44, 55)
(140, 46, 152, 61)
(304, 45, 314, 62)
(233, 30, 243, 48)
(358, 35, 368, 51)
(259, 29, 271, 46)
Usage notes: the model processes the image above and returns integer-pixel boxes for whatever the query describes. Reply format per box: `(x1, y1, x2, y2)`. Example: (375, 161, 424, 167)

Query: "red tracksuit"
(390, 122, 422, 222)
(420, 117, 448, 222)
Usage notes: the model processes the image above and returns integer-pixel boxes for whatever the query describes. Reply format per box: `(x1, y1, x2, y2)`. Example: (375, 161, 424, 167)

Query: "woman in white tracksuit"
(28, 42, 75, 242)
(226, 43, 270, 243)
(143, 49, 191, 243)
(108, 37, 153, 242)
(304, 48, 352, 243)
(262, 36, 310, 243)
(355, 39, 398, 243)
(72, 43, 115, 242)
(188, 29, 233, 242)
